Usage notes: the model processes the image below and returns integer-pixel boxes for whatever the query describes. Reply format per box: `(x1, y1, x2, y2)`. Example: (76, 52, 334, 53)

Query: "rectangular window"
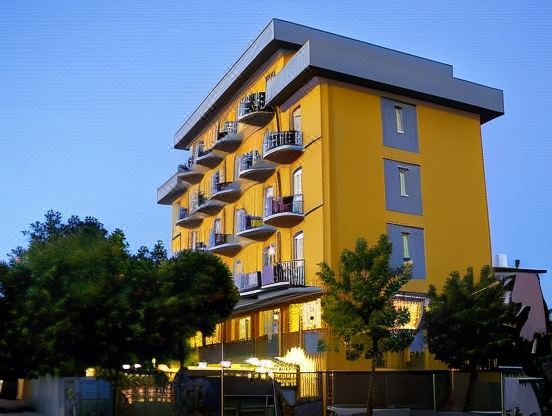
(238, 316, 251, 340)
(399, 168, 408, 197)
(395, 106, 404, 133)
(401, 232, 411, 260)
(292, 107, 302, 131)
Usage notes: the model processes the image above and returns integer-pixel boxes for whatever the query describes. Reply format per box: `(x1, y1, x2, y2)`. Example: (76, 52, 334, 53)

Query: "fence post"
(432, 373, 437, 416)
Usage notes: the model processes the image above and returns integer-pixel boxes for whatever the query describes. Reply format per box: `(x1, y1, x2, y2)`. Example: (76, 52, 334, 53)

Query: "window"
(264, 186, 274, 217)
(399, 167, 409, 197)
(401, 232, 410, 260)
(395, 106, 404, 133)
(259, 309, 280, 337)
(238, 316, 252, 340)
(293, 168, 303, 213)
(292, 107, 302, 132)
(189, 231, 197, 250)
(387, 224, 426, 279)
(235, 208, 246, 233)
(293, 231, 304, 260)
(381, 98, 419, 153)
(384, 159, 422, 215)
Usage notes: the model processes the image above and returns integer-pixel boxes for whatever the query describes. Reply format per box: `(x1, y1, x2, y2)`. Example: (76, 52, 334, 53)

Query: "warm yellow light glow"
(278, 347, 316, 372)
(392, 297, 424, 330)
(85, 368, 96, 377)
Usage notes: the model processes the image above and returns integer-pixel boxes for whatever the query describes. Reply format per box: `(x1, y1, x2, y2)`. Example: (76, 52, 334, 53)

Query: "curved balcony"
(208, 233, 242, 257)
(263, 194, 304, 228)
(177, 163, 205, 185)
(175, 208, 204, 229)
(235, 215, 276, 242)
(192, 199, 225, 217)
(212, 122, 242, 153)
(237, 92, 273, 127)
(263, 131, 303, 164)
(209, 181, 241, 203)
(157, 170, 191, 205)
(236, 151, 276, 183)
(194, 148, 223, 169)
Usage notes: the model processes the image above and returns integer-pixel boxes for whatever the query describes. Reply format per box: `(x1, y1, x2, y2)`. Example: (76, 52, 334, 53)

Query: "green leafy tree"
(318, 235, 414, 415)
(141, 249, 239, 368)
(424, 265, 518, 371)
(0, 211, 239, 383)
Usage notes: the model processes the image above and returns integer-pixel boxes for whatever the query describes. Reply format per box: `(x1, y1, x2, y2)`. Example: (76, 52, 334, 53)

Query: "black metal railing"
(264, 194, 303, 216)
(177, 158, 193, 172)
(236, 215, 264, 233)
(210, 233, 235, 247)
(217, 121, 238, 140)
(178, 207, 188, 220)
(190, 241, 207, 252)
(238, 92, 267, 118)
(273, 259, 305, 286)
(190, 191, 206, 211)
(211, 180, 233, 195)
(236, 150, 262, 175)
(263, 131, 303, 153)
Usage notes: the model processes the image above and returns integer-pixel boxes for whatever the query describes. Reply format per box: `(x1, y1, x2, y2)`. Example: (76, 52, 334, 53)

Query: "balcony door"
(292, 107, 301, 132)
(264, 186, 274, 217)
(293, 168, 303, 213)
(293, 231, 304, 260)
(235, 208, 246, 234)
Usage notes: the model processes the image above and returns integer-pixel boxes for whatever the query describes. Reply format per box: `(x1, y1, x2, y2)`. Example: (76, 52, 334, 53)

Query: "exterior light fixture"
(221, 360, 232, 368)
(122, 364, 131, 370)
(198, 362, 208, 368)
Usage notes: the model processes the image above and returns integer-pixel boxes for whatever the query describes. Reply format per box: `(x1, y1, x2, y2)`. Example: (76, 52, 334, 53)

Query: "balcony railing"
(236, 151, 262, 176)
(263, 131, 302, 153)
(189, 241, 207, 252)
(236, 215, 263, 233)
(234, 271, 262, 293)
(237, 92, 266, 118)
(273, 259, 305, 286)
(211, 180, 233, 196)
(190, 191, 206, 212)
(178, 207, 189, 221)
(217, 121, 238, 140)
(265, 194, 303, 216)
(210, 233, 235, 247)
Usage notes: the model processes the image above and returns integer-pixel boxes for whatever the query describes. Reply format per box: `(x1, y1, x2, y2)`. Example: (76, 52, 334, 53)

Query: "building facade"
(157, 20, 504, 372)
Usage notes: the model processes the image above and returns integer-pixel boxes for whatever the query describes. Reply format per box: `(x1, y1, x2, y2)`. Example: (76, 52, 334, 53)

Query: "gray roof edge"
(173, 20, 278, 148)
(272, 19, 453, 77)
(174, 19, 503, 149)
(268, 38, 504, 120)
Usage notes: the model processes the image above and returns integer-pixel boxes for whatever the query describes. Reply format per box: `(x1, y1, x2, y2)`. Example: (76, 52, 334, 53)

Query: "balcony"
(235, 215, 276, 242)
(175, 207, 204, 229)
(237, 92, 273, 126)
(263, 131, 303, 164)
(208, 233, 242, 256)
(209, 181, 241, 203)
(190, 191, 225, 217)
(236, 151, 276, 183)
(234, 271, 262, 293)
(212, 121, 242, 153)
(177, 162, 205, 185)
(273, 259, 305, 286)
(157, 170, 191, 205)
(263, 194, 304, 227)
(194, 147, 223, 169)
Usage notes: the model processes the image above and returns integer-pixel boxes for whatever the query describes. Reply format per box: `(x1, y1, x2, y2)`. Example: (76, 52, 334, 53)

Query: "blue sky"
(1, 1, 551, 301)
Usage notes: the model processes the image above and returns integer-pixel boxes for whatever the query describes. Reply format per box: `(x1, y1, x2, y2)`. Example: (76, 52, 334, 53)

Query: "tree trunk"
(366, 359, 376, 416)
(463, 370, 477, 411)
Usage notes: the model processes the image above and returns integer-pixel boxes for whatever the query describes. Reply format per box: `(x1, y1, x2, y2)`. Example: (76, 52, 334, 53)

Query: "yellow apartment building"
(157, 20, 504, 372)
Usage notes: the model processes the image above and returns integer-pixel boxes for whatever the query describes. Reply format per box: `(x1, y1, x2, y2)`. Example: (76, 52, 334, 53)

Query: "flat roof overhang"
(173, 19, 504, 150)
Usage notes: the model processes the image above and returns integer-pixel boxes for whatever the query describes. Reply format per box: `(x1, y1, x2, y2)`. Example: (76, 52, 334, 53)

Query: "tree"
(424, 265, 518, 371)
(0, 211, 239, 381)
(141, 249, 239, 368)
(318, 235, 414, 415)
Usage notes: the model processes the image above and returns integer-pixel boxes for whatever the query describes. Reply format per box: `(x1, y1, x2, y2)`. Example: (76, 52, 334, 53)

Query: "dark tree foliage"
(141, 250, 239, 367)
(424, 266, 518, 371)
(318, 235, 414, 415)
(0, 210, 238, 378)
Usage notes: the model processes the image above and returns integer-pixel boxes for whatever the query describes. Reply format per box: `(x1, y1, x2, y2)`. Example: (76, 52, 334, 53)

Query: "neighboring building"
(157, 19, 504, 372)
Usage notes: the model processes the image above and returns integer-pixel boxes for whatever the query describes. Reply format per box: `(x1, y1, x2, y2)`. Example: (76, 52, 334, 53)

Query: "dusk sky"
(1, 2, 551, 302)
